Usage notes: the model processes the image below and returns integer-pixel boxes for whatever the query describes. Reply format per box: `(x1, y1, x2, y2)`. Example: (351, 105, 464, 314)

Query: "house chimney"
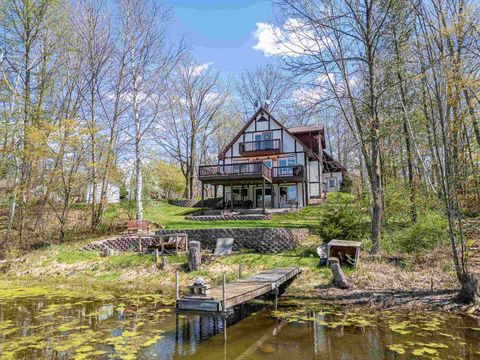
(265, 98, 270, 111)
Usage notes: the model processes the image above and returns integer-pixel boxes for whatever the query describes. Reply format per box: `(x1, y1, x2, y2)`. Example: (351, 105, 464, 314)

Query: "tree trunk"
(188, 241, 201, 272)
(132, 64, 143, 221)
(135, 135, 143, 221)
(460, 272, 480, 304)
(188, 130, 196, 200)
(329, 258, 351, 289)
(371, 129, 383, 254)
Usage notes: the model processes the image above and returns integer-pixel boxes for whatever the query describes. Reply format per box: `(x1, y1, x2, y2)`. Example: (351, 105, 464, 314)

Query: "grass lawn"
(144, 200, 321, 232)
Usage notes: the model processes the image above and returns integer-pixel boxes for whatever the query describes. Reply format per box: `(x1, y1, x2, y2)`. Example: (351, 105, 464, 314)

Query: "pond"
(0, 286, 479, 359)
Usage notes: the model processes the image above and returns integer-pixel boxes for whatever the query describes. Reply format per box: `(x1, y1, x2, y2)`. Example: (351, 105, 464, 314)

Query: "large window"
(232, 188, 248, 202)
(279, 185, 298, 207)
(255, 131, 273, 150)
(278, 157, 296, 176)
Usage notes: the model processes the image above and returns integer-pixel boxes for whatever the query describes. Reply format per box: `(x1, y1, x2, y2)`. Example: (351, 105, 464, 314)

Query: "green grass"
(144, 200, 321, 231)
(56, 248, 98, 264)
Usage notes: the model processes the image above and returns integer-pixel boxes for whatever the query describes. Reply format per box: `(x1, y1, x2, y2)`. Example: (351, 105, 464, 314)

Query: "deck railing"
(199, 162, 272, 181)
(272, 165, 305, 179)
(239, 139, 281, 153)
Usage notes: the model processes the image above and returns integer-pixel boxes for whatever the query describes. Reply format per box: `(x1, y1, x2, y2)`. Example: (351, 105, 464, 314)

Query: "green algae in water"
(0, 288, 479, 360)
(0, 285, 172, 360)
(268, 299, 480, 359)
(387, 344, 406, 354)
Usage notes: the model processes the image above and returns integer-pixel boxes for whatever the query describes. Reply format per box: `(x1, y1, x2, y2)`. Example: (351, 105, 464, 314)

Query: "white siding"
(310, 183, 320, 197)
(85, 183, 120, 204)
(309, 160, 319, 181)
(323, 172, 343, 192)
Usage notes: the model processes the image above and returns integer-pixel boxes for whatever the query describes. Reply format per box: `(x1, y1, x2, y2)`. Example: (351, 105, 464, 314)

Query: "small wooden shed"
(326, 239, 362, 268)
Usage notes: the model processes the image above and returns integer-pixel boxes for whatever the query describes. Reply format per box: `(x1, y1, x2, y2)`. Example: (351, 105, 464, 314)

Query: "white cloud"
(190, 62, 213, 76)
(292, 73, 335, 106)
(253, 18, 331, 57)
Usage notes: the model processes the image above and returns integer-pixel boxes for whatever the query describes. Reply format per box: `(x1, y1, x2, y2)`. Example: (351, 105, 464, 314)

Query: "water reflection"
(0, 289, 479, 360)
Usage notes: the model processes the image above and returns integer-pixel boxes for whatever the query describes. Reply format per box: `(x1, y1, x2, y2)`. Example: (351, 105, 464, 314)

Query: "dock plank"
(176, 267, 301, 312)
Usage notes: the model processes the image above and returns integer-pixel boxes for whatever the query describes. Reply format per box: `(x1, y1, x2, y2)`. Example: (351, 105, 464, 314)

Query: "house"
(85, 182, 121, 204)
(0, 178, 16, 198)
(198, 108, 346, 211)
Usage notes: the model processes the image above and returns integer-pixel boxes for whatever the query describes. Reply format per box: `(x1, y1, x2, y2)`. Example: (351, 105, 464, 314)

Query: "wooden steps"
(176, 268, 301, 312)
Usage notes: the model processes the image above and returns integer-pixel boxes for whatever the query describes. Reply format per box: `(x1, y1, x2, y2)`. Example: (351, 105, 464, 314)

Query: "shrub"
(318, 193, 369, 242)
(394, 211, 448, 253)
(339, 175, 353, 193)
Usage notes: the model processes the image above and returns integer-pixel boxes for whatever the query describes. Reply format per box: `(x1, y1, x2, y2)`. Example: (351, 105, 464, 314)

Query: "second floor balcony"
(272, 165, 305, 183)
(198, 162, 306, 185)
(239, 139, 281, 156)
(199, 162, 272, 184)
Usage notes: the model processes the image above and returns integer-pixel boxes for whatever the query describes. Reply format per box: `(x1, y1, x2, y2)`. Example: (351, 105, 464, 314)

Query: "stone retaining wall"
(168, 199, 196, 207)
(168, 197, 221, 208)
(156, 228, 309, 253)
(83, 227, 309, 254)
(185, 214, 271, 221)
(83, 235, 161, 252)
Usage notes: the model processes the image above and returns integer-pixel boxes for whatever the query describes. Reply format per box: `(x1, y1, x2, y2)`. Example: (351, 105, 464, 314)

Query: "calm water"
(0, 287, 479, 359)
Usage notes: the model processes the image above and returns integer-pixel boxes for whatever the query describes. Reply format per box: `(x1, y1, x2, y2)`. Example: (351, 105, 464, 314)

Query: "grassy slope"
(144, 200, 321, 231)
(0, 201, 327, 295)
(0, 236, 329, 296)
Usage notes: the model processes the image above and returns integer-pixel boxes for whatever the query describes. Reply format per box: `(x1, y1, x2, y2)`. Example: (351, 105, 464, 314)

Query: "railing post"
(175, 271, 179, 302)
(201, 181, 205, 215)
(222, 273, 226, 312)
(262, 178, 266, 214)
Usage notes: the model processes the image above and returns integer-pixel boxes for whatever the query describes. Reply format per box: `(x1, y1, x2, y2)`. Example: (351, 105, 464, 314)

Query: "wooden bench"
(127, 220, 150, 234)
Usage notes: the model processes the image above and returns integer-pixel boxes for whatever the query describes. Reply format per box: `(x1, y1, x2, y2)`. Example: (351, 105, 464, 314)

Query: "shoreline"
(0, 239, 478, 320)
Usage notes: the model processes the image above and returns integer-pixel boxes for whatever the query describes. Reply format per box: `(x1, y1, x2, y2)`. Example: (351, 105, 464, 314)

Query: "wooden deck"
(176, 268, 301, 312)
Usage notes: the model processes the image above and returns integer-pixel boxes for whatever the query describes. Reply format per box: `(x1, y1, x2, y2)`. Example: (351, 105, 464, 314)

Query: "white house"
(85, 182, 121, 204)
(198, 107, 346, 209)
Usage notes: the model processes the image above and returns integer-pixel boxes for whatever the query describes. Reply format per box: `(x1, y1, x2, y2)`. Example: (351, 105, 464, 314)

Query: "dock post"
(274, 288, 278, 310)
(175, 272, 179, 302)
(238, 264, 242, 279)
(222, 273, 226, 312)
(223, 315, 227, 345)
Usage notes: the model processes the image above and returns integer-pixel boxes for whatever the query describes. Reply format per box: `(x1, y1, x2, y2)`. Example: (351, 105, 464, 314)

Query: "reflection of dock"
(176, 268, 301, 312)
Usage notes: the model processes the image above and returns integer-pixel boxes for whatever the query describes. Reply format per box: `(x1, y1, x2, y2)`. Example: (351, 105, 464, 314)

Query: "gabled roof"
(219, 107, 315, 160)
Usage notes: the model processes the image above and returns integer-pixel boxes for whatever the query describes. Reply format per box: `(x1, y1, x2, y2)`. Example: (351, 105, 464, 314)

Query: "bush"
(318, 193, 369, 242)
(394, 211, 448, 253)
(339, 175, 353, 193)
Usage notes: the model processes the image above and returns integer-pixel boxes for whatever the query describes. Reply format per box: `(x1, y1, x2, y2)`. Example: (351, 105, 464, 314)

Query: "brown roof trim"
(219, 107, 315, 160)
(288, 125, 324, 133)
(322, 151, 347, 173)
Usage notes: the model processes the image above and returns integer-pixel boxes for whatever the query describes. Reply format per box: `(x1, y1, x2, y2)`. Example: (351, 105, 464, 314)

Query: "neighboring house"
(85, 182, 121, 204)
(322, 151, 347, 192)
(0, 178, 16, 198)
(198, 107, 346, 210)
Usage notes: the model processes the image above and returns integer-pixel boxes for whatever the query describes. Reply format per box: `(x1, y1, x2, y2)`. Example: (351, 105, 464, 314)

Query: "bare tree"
(236, 65, 292, 120)
(160, 58, 227, 199)
(277, 0, 393, 253)
(413, 0, 480, 302)
(72, 0, 113, 229)
(120, 0, 182, 220)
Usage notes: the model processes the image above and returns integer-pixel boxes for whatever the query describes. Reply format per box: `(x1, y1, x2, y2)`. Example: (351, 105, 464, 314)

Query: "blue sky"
(166, 0, 275, 75)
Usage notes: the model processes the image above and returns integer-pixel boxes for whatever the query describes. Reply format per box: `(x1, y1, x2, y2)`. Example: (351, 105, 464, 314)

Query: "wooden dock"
(176, 268, 301, 312)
